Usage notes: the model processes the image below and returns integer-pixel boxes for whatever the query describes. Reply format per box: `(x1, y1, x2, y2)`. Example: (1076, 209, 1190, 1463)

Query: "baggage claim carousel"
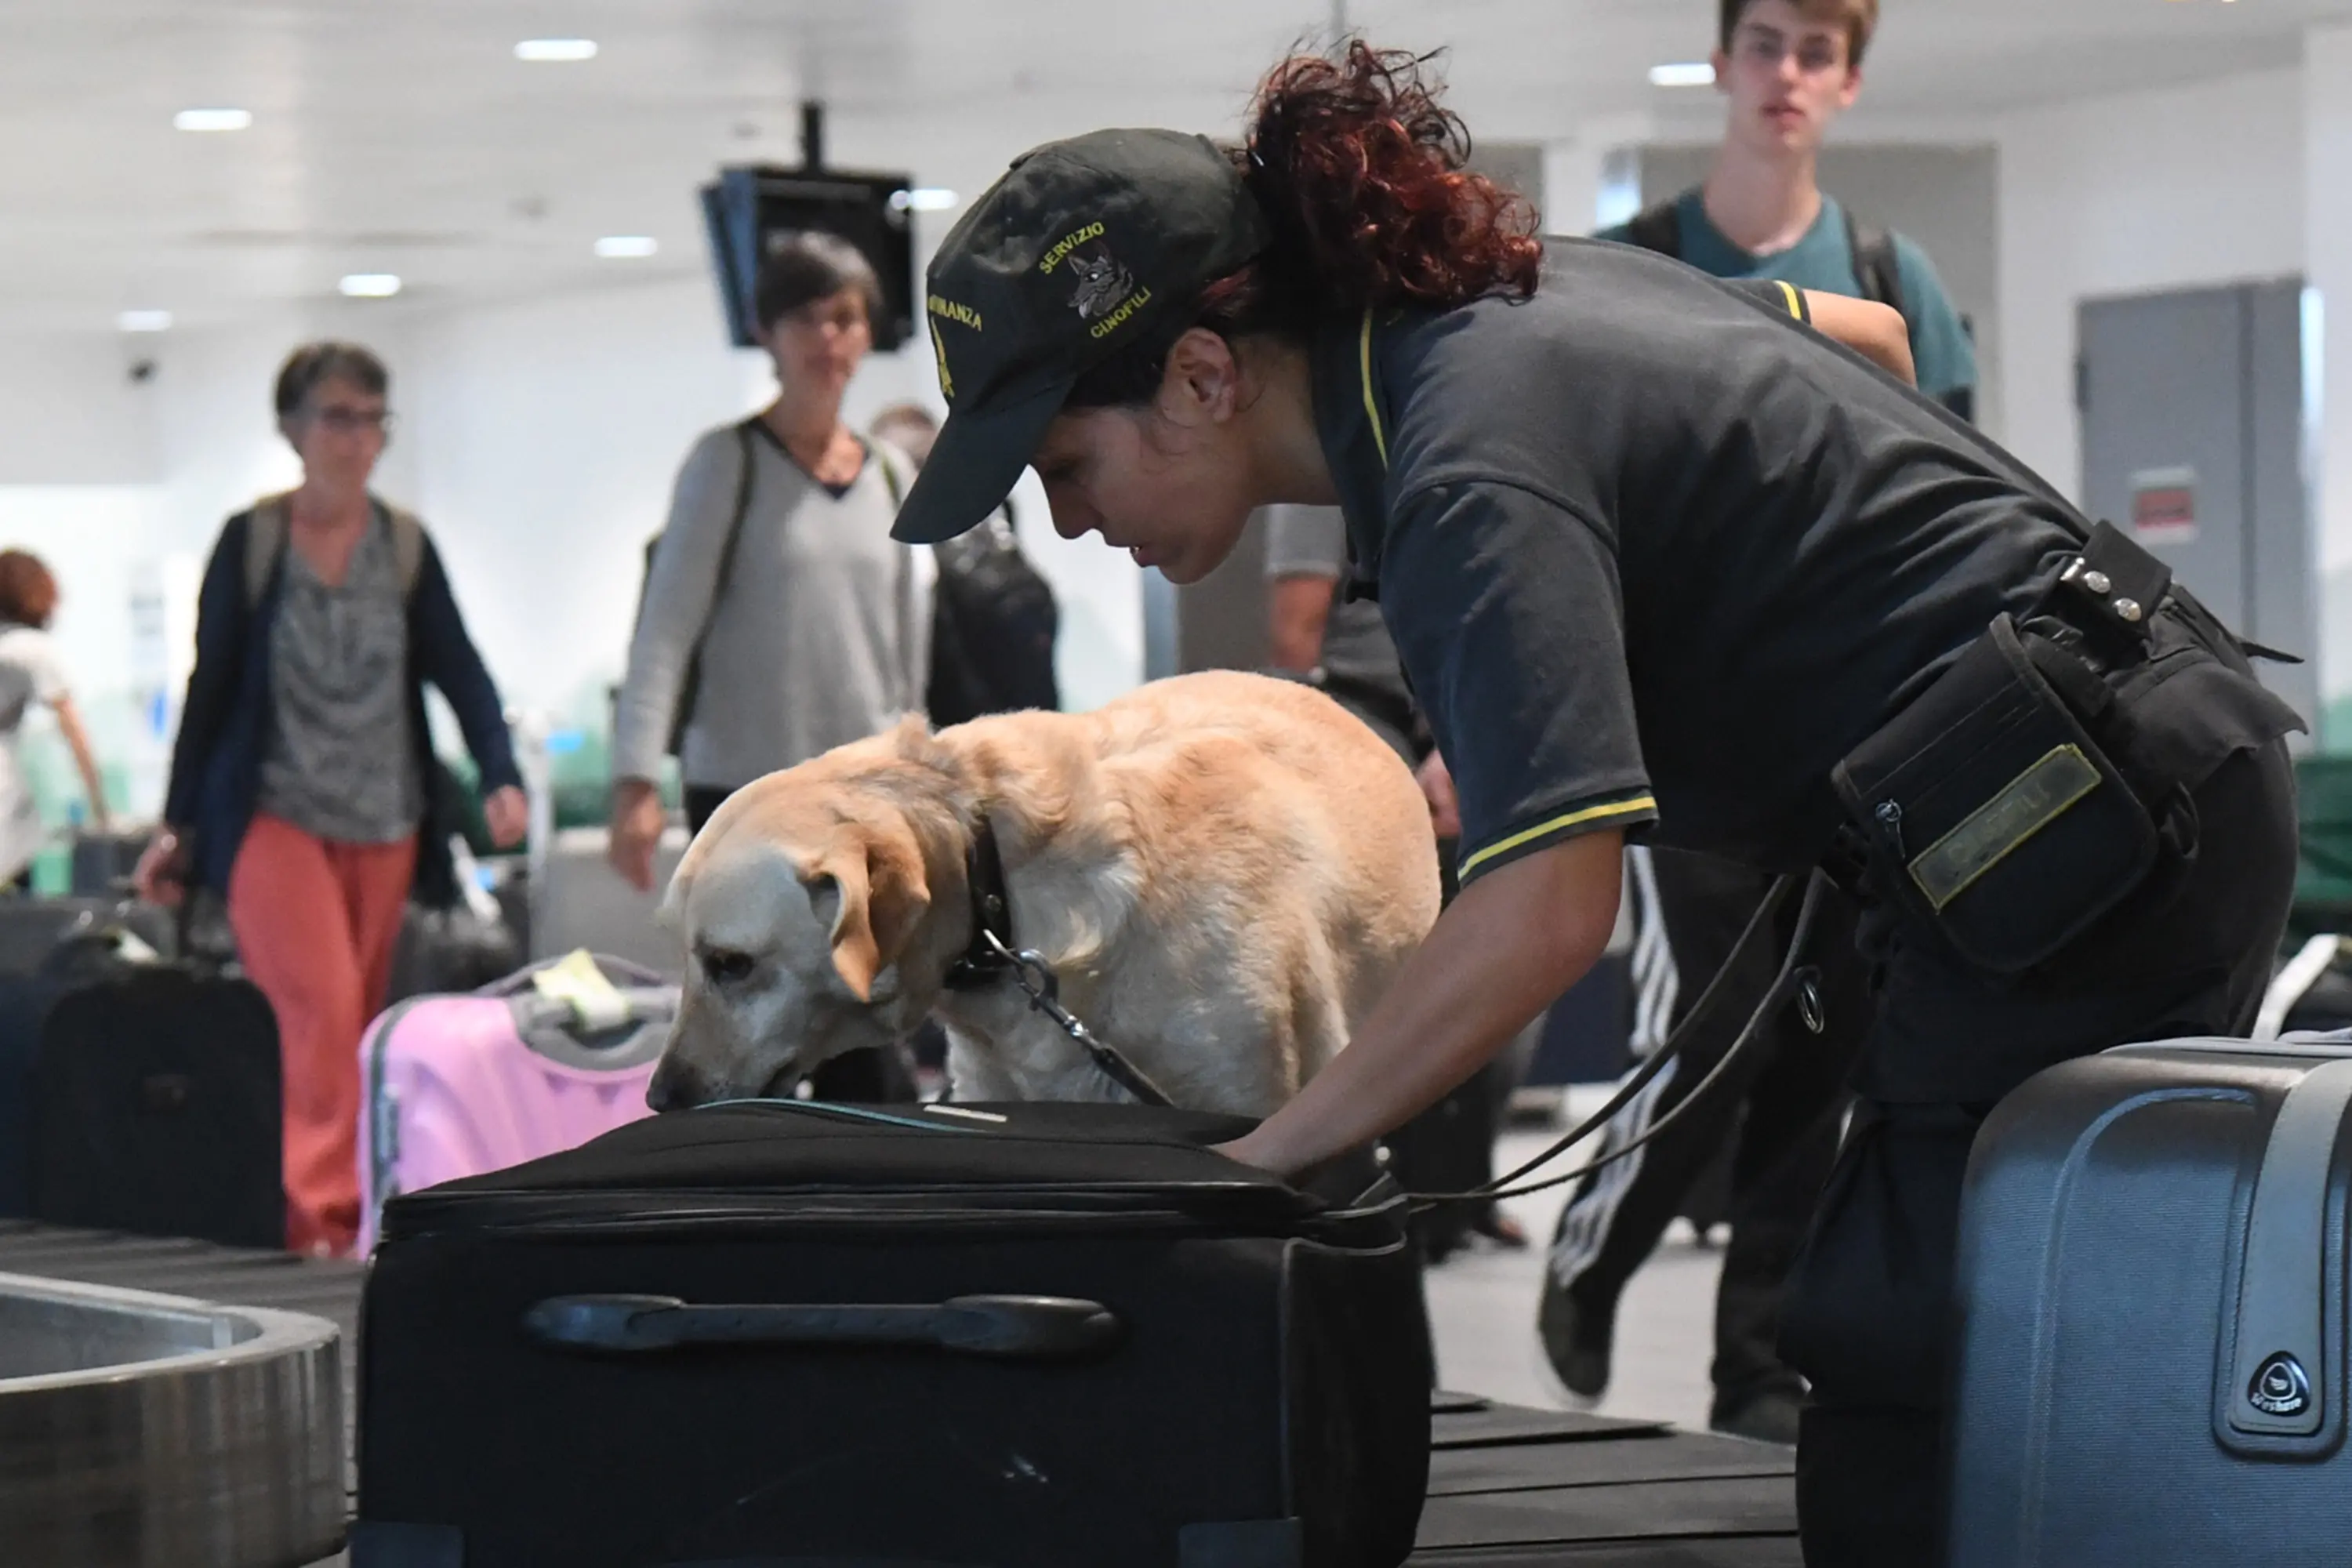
(0, 1221, 1799, 1566)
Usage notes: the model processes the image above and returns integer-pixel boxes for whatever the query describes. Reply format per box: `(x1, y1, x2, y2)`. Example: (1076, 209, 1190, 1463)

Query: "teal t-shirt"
(1599, 189, 1976, 411)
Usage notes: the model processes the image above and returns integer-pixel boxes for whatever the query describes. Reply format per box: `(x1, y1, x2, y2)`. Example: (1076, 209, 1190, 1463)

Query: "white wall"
(0, 263, 1148, 823)
(1993, 66, 2307, 500)
(2307, 25, 2352, 709)
(392, 272, 1142, 726)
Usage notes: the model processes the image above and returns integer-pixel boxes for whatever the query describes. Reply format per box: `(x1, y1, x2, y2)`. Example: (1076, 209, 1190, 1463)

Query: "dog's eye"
(701, 949, 757, 985)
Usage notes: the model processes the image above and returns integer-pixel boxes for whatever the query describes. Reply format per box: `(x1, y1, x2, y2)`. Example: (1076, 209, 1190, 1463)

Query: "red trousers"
(228, 812, 416, 1256)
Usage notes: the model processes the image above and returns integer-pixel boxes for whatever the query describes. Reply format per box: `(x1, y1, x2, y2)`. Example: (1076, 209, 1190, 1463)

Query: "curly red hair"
(1236, 43, 1541, 316)
(1069, 42, 1541, 408)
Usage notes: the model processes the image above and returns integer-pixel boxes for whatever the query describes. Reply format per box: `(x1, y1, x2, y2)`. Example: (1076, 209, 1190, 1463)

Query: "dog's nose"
(644, 1056, 702, 1114)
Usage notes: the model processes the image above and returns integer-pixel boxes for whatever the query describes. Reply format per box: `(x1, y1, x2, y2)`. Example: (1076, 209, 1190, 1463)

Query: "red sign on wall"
(2130, 467, 2198, 546)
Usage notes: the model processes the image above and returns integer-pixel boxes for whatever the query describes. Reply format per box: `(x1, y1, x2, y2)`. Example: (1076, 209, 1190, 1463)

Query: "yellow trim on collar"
(1775, 279, 1804, 320)
(1459, 796, 1657, 879)
(1359, 309, 1389, 470)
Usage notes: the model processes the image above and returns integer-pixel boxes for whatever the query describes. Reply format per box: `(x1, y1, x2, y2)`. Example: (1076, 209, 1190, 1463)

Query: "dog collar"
(942, 815, 1018, 992)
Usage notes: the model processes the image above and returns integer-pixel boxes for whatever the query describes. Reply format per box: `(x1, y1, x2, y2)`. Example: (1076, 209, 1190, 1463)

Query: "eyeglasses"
(308, 406, 394, 435)
(1734, 25, 1846, 75)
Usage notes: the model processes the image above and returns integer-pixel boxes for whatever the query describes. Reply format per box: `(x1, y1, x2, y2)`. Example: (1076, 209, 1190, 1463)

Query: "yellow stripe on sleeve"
(1359, 309, 1389, 470)
(1775, 279, 1804, 320)
(1457, 796, 1657, 880)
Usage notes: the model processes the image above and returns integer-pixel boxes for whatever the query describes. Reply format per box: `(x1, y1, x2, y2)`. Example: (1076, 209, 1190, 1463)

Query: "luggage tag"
(530, 947, 633, 1032)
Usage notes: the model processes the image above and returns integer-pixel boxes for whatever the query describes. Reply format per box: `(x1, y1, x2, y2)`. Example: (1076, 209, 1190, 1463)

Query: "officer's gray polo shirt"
(1313, 239, 2085, 885)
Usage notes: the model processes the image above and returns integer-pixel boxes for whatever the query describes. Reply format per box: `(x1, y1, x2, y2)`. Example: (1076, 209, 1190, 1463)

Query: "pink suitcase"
(357, 954, 677, 1255)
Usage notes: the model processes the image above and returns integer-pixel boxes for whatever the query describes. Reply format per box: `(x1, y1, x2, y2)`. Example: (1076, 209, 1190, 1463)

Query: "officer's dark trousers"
(1780, 741, 2299, 1566)
(1548, 848, 1867, 1408)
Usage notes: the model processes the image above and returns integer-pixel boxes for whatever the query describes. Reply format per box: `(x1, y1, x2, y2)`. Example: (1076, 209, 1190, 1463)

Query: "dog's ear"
(802, 829, 932, 1003)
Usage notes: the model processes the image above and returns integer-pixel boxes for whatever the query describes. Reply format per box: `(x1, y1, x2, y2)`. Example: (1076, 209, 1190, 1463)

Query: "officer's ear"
(1157, 328, 1243, 431)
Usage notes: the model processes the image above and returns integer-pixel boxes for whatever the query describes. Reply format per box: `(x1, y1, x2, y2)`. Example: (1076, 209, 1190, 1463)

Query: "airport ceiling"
(1, 0, 2344, 334)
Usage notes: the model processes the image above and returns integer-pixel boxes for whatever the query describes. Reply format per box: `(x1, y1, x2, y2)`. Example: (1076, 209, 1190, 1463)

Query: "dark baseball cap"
(889, 129, 1270, 545)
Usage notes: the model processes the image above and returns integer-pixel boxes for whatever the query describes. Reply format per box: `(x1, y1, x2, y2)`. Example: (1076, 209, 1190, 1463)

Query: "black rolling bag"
(0, 909, 281, 1247)
(1385, 1063, 1501, 1262)
(355, 1101, 1432, 1568)
(27, 949, 283, 1250)
(67, 827, 153, 897)
(1948, 1036, 2352, 1566)
(0, 894, 173, 973)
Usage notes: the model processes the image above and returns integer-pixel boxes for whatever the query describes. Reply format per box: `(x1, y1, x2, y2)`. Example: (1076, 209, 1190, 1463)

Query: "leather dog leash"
(940, 817, 1176, 1109)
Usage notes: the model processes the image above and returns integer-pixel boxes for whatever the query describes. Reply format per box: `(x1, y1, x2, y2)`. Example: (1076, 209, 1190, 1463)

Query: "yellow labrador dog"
(645, 670, 1440, 1116)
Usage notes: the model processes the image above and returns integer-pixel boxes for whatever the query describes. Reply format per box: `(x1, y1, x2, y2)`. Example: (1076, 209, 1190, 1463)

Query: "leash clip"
(975, 930, 1174, 1108)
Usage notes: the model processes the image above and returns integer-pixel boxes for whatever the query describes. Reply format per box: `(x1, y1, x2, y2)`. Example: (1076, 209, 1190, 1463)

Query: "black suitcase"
(0, 971, 67, 1215)
(27, 956, 284, 1250)
(382, 898, 524, 1007)
(0, 895, 173, 973)
(356, 1101, 1432, 1568)
(67, 828, 152, 897)
(1948, 1036, 2352, 1566)
(1385, 1062, 1501, 1262)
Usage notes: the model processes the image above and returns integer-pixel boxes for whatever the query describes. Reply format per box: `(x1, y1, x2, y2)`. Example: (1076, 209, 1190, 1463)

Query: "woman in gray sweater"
(609, 235, 929, 891)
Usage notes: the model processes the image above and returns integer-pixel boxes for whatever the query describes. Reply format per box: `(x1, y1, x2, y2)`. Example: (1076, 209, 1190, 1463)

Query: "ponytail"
(1068, 42, 1541, 409)
(1242, 44, 1541, 318)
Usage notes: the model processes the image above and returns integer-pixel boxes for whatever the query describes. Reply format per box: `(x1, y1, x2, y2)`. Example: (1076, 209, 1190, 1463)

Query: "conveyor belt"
(0, 1221, 1798, 1566)
(0, 1220, 364, 1566)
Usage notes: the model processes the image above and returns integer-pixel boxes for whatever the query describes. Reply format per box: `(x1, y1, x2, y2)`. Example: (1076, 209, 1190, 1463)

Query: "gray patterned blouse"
(255, 513, 422, 844)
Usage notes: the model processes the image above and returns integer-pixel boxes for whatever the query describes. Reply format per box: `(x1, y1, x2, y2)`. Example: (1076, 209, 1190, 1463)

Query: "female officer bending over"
(887, 45, 2302, 1566)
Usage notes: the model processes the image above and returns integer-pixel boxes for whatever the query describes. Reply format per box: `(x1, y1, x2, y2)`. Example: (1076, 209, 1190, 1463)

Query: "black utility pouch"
(1832, 614, 2158, 975)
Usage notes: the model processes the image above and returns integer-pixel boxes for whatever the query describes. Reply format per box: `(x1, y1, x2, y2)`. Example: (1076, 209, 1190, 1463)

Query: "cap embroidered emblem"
(1067, 247, 1134, 321)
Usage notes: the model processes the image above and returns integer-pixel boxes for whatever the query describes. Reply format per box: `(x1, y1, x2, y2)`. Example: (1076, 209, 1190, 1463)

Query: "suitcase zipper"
(383, 1185, 1404, 1247)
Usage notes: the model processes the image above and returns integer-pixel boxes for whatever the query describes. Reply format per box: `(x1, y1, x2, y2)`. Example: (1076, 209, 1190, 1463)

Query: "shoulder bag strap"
(673, 419, 763, 739)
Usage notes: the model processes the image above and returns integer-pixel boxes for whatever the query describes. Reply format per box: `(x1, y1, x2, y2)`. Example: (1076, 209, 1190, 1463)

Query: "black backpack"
(1620, 195, 1976, 423)
(927, 504, 1061, 726)
(1621, 195, 1906, 317)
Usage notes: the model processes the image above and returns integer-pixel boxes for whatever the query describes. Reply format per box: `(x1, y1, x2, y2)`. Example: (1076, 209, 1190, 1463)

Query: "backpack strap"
(385, 503, 427, 597)
(1621, 198, 1686, 261)
(1841, 208, 1909, 321)
(243, 493, 292, 606)
(243, 492, 429, 604)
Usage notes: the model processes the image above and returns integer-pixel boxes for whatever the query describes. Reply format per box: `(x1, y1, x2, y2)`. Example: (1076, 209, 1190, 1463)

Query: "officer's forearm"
(1218, 832, 1623, 1178)
(1800, 292, 1917, 387)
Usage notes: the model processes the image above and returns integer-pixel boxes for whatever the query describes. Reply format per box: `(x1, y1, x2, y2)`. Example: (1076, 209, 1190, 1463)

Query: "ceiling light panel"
(174, 108, 253, 132)
(515, 38, 597, 62)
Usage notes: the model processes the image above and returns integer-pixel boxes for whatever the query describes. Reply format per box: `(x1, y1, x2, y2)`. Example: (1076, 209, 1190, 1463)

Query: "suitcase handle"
(522, 1293, 1123, 1362)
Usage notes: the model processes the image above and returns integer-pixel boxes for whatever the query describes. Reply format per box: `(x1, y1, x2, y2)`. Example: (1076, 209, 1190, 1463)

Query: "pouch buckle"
(2055, 521, 2173, 647)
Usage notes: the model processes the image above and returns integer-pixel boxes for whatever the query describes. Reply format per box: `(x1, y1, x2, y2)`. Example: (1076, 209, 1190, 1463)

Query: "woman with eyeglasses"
(136, 340, 527, 1257)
